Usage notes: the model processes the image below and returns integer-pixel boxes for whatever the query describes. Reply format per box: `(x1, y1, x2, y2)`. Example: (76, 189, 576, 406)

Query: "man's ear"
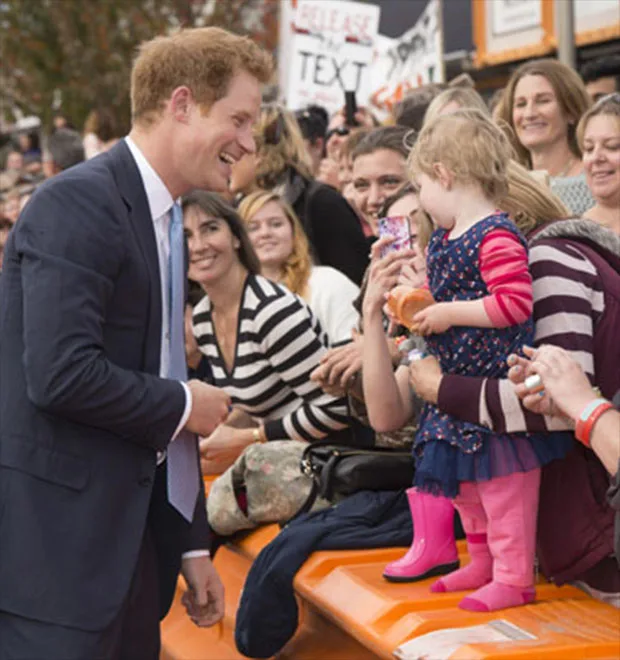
(433, 162, 452, 190)
(169, 86, 193, 124)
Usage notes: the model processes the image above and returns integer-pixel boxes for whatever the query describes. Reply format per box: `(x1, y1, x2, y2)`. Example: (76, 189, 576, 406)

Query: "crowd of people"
(0, 23, 619, 659)
(0, 109, 121, 270)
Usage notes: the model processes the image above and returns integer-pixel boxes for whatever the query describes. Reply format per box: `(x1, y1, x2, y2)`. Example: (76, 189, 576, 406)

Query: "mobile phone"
(344, 90, 359, 127)
(378, 215, 412, 258)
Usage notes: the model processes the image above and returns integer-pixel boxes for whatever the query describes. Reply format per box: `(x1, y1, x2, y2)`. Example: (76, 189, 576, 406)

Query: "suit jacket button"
(139, 475, 153, 486)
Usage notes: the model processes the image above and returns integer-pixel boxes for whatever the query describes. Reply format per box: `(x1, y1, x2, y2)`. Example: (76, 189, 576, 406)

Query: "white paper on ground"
(393, 619, 537, 660)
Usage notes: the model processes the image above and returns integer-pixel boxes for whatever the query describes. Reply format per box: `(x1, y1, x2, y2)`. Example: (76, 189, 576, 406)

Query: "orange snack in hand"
(387, 286, 435, 332)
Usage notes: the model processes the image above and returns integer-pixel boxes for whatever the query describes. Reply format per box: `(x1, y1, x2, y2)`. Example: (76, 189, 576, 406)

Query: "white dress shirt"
(124, 137, 192, 440)
(125, 137, 208, 560)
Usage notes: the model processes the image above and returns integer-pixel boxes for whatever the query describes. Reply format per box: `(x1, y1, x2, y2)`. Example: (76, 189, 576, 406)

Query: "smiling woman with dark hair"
(182, 191, 351, 477)
(182, 190, 261, 276)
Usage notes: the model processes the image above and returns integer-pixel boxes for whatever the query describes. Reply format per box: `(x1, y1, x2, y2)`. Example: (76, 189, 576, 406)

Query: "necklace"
(556, 157, 576, 178)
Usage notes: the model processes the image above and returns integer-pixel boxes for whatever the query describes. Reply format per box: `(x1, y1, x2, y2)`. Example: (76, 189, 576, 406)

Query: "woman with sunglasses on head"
(248, 104, 369, 286)
(183, 191, 351, 477)
(496, 58, 594, 216)
(324, 105, 378, 161)
(316, 105, 379, 192)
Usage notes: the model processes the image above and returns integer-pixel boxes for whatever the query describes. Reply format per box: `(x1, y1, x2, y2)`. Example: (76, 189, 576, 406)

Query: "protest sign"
(285, 0, 380, 114)
(369, 0, 444, 117)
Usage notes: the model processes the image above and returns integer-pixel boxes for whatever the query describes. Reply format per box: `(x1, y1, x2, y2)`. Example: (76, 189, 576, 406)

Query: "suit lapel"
(107, 140, 162, 376)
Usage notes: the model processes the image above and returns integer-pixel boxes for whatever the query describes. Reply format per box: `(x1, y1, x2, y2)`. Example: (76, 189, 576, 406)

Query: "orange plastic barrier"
(161, 525, 620, 660)
(294, 542, 620, 659)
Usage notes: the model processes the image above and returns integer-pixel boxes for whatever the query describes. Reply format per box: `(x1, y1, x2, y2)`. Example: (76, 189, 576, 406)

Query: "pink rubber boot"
(460, 470, 540, 612)
(431, 481, 493, 593)
(383, 488, 459, 583)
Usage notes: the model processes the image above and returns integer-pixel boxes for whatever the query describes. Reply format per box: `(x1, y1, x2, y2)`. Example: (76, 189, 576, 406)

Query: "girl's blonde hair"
(500, 160, 570, 235)
(576, 93, 620, 150)
(495, 58, 591, 167)
(423, 86, 489, 126)
(237, 189, 313, 297)
(253, 105, 314, 189)
(408, 108, 513, 202)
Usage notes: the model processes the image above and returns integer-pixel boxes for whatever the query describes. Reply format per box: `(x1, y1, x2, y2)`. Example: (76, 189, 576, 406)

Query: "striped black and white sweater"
(192, 274, 349, 442)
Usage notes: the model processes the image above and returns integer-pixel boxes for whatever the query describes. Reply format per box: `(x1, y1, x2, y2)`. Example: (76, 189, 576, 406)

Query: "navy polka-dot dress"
(413, 213, 573, 498)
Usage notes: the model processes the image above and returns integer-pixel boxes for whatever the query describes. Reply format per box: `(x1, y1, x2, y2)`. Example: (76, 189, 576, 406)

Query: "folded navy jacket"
(235, 489, 412, 658)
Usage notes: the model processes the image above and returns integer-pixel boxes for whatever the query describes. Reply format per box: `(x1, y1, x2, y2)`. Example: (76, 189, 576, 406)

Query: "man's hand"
(185, 381, 231, 437)
(414, 302, 452, 336)
(181, 555, 225, 628)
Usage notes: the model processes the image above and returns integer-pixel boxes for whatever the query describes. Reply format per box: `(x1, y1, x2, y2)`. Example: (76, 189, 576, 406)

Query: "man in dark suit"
(0, 27, 273, 659)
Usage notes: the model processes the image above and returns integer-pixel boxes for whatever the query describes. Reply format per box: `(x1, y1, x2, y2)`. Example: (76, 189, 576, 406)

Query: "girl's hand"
(362, 237, 416, 320)
(413, 302, 452, 335)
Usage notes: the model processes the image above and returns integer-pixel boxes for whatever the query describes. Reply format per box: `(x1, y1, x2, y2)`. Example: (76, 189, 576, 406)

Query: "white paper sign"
(574, 0, 620, 34)
(394, 620, 537, 660)
(369, 0, 443, 118)
(491, 0, 542, 37)
(278, 0, 296, 105)
(286, 0, 381, 114)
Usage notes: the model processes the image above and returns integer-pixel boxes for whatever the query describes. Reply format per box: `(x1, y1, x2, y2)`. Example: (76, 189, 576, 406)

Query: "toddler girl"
(405, 109, 572, 612)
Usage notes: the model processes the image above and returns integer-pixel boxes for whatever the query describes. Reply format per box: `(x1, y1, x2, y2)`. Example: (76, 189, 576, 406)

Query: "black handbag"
(297, 442, 414, 515)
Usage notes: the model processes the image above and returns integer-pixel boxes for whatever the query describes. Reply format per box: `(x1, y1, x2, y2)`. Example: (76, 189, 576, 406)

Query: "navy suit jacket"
(0, 141, 209, 631)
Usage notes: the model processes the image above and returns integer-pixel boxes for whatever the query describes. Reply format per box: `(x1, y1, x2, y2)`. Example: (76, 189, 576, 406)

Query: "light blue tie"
(167, 202, 199, 521)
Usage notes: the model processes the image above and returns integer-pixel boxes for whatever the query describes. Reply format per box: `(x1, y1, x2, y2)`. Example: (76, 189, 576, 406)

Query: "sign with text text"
(286, 0, 381, 114)
(369, 0, 443, 118)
